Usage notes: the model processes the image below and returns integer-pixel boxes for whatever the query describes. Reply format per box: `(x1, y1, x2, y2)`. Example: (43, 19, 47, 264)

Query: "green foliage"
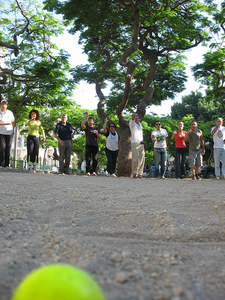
(171, 91, 223, 121)
(191, 1, 225, 113)
(44, 0, 216, 112)
(0, 0, 75, 121)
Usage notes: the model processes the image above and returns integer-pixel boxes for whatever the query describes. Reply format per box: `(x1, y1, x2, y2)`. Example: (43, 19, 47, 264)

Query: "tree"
(44, 0, 217, 176)
(171, 91, 223, 121)
(192, 1, 225, 113)
(0, 0, 75, 122)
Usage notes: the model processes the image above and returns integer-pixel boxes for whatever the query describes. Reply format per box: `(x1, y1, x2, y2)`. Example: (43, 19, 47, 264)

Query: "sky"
(54, 31, 207, 117)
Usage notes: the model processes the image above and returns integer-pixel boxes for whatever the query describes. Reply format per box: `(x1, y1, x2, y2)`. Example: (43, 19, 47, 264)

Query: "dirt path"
(0, 171, 225, 300)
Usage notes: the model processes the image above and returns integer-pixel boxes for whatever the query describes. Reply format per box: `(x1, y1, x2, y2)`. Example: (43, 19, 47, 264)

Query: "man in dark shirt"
(55, 114, 73, 174)
(81, 112, 101, 176)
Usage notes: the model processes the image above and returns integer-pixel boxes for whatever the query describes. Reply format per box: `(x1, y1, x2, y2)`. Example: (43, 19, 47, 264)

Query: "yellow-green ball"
(11, 264, 106, 300)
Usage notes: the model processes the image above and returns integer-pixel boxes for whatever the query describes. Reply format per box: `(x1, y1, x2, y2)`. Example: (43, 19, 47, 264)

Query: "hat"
(0, 96, 7, 104)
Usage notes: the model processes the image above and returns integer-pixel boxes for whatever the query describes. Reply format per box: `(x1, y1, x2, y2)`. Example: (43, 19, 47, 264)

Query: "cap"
(0, 98, 8, 104)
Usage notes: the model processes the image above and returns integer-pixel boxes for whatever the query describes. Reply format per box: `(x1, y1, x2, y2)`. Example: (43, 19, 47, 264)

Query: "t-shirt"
(129, 120, 143, 143)
(0, 109, 14, 135)
(175, 130, 186, 148)
(25, 120, 45, 138)
(189, 129, 202, 151)
(152, 129, 168, 148)
(211, 126, 225, 149)
(106, 131, 119, 151)
(55, 121, 72, 140)
(85, 125, 100, 146)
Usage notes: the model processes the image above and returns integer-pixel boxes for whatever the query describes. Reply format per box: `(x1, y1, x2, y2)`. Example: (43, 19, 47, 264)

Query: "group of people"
(54, 112, 121, 176)
(0, 95, 225, 180)
(131, 115, 225, 180)
(0, 96, 46, 170)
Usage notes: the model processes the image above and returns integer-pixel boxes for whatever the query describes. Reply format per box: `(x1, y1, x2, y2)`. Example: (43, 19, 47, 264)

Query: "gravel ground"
(0, 170, 225, 300)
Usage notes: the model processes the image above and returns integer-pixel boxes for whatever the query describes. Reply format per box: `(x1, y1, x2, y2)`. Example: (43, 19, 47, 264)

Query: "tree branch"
(116, 3, 140, 124)
(96, 39, 111, 122)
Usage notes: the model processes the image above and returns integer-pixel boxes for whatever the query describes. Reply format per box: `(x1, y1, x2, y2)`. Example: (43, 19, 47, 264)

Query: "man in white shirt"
(129, 113, 145, 178)
(211, 117, 225, 179)
(151, 121, 168, 178)
(0, 97, 15, 168)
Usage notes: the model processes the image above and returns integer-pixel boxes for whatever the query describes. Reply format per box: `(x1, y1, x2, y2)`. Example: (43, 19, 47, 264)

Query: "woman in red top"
(172, 121, 187, 179)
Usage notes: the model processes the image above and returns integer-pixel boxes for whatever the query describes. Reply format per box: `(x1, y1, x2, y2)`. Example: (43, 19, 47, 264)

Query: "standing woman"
(172, 121, 187, 179)
(103, 118, 121, 177)
(25, 109, 45, 170)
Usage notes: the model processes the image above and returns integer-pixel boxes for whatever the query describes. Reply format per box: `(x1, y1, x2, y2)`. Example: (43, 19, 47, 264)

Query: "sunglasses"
(156, 123, 161, 126)
(110, 125, 115, 128)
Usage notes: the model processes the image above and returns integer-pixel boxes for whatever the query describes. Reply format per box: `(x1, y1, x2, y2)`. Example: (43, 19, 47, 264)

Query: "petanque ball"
(11, 264, 106, 300)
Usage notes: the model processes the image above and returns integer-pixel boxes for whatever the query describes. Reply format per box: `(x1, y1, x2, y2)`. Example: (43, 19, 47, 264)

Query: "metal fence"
(10, 159, 59, 173)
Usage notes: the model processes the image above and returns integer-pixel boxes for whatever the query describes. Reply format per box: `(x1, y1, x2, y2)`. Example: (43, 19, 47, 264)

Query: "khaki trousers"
(131, 143, 145, 176)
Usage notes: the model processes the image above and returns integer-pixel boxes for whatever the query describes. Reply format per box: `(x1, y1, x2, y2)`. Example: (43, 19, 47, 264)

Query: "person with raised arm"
(81, 112, 101, 176)
(129, 112, 145, 178)
(103, 117, 121, 177)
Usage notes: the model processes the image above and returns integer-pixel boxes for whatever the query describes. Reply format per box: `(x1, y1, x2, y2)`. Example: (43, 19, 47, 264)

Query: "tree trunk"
(117, 126, 132, 177)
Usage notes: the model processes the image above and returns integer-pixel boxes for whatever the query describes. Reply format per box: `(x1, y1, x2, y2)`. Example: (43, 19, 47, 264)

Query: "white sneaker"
(5, 166, 12, 169)
(216, 176, 220, 180)
(111, 173, 117, 177)
(107, 173, 111, 177)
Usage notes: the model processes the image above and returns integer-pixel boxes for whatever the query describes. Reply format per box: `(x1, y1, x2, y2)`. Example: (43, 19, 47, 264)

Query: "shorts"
(189, 149, 203, 168)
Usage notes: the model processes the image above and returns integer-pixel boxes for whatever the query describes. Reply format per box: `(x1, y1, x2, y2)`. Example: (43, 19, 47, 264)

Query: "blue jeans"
(214, 148, 225, 176)
(154, 148, 167, 177)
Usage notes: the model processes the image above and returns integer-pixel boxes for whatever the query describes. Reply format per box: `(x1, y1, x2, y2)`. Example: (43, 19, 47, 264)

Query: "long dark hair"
(28, 109, 40, 121)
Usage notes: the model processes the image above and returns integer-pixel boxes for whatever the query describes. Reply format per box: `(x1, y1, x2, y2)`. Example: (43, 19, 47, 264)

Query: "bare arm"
(151, 134, 156, 143)
(81, 112, 88, 130)
(0, 121, 10, 125)
(184, 129, 192, 142)
(96, 131, 101, 139)
(171, 130, 177, 140)
(200, 135, 205, 154)
(211, 126, 218, 135)
(55, 132, 64, 146)
(103, 117, 108, 134)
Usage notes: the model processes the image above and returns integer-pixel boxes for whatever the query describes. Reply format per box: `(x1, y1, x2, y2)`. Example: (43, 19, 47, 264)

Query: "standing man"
(211, 117, 225, 179)
(129, 112, 145, 178)
(81, 112, 101, 176)
(0, 97, 15, 168)
(151, 121, 168, 178)
(55, 114, 73, 175)
(184, 120, 205, 180)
